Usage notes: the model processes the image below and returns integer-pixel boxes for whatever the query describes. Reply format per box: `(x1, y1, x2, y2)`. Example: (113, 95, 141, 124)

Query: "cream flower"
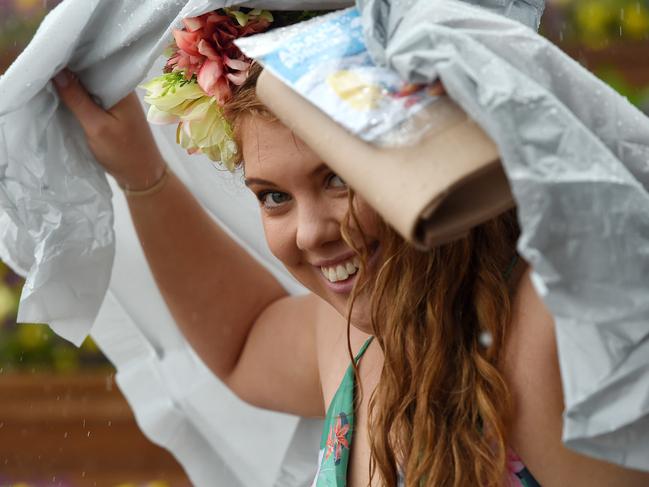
(140, 73, 238, 170)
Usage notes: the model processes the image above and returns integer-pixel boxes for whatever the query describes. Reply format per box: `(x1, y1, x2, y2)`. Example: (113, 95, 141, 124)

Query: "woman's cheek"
(262, 217, 298, 266)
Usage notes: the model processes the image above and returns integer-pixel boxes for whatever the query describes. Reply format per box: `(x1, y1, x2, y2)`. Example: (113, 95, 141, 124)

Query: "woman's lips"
(320, 242, 380, 295)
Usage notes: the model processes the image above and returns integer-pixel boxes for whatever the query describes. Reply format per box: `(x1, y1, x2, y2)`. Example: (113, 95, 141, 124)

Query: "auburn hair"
(223, 62, 522, 487)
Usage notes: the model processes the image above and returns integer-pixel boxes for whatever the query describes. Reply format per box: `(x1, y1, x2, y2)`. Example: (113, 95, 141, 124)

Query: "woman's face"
(240, 116, 382, 333)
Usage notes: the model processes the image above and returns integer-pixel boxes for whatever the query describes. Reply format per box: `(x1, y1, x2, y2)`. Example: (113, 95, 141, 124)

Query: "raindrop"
(82, 471, 86, 478)
(82, 419, 86, 428)
(63, 432, 68, 439)
(479, 330, 493, 348)
(0, 422, 4, 429)
(87, 431, 91, 438)
(107, 420, 112, 427)
(105, 374, 113, 392)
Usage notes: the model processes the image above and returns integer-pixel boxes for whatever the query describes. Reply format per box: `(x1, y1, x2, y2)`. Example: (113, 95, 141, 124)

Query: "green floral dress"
(311, 255, 542, 487)
(311, 338, 541, 487)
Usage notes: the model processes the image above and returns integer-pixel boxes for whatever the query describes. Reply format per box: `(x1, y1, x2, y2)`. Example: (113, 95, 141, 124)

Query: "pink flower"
(166, 10, 271, 103)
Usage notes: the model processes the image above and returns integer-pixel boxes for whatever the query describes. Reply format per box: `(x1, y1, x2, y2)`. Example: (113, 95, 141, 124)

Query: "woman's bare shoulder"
(504, 264, 649, 486)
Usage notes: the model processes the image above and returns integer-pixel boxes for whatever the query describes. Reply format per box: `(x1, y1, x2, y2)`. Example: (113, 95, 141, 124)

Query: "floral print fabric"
(311, 336, 541, 487)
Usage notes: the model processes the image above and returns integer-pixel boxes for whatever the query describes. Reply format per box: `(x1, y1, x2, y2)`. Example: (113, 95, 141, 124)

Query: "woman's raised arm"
(53, 71, 324, 417)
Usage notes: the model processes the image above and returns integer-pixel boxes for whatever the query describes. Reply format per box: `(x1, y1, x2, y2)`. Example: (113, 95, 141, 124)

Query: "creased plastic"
(0, 1, 351, 485)
(236, 8, 444, 147)
(0, 0, 353, 343)
(357, 0, 649, 471)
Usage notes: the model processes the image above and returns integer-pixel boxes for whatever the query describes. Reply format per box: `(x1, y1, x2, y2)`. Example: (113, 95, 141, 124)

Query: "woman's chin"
(336, 296, 375, 335)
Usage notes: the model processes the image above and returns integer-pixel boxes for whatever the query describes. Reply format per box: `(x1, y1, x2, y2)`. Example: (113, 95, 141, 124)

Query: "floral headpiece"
(141, 8, 275, 171)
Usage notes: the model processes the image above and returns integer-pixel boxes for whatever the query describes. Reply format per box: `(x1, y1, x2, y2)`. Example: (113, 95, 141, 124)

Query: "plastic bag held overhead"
(252, 0, 649, 471)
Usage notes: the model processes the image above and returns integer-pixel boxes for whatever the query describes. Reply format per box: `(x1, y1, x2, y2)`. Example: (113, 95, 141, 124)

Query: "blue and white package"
(236, 8, 439, 144)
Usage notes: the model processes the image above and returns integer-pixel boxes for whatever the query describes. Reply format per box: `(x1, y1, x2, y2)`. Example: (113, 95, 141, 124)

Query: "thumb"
(53, 69, 109, 135)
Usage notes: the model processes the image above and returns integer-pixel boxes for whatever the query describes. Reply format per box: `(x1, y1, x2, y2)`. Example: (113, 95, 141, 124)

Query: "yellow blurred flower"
(81, 335, 100, 353)
(623, 3, 649, 39)
(575, 1, 616, 45)
(15, 0, 41, 14)
(17, 323, 48, 350)
(0, 284, 16, 324)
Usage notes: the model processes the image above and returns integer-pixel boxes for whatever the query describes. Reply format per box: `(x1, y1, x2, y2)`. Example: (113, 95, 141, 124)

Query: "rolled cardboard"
(256, 69, 514, 249)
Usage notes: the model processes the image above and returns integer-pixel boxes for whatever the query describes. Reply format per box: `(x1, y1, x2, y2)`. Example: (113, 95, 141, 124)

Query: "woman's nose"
(295, 202, 341, 252)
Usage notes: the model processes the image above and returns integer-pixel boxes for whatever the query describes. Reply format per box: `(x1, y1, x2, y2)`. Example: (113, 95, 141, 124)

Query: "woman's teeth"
(321, 257, 360, 283)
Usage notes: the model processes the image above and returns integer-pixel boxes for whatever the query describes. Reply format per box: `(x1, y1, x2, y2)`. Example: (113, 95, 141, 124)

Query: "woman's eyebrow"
(244, 163, 329, 188)
(244, 177, 278, 188)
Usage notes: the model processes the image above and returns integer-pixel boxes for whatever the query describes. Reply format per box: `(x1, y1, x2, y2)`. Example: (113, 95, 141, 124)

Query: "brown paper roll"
(256, 69, 515, 249)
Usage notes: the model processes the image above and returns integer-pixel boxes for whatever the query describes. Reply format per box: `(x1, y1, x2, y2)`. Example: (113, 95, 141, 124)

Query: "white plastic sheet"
(0, 1, 353, 484)
(358, 0, 649, 471)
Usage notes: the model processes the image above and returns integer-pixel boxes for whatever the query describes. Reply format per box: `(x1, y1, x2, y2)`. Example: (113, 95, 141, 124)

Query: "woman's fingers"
(53, 70, 166, 189)
(53, 69, 109, 136)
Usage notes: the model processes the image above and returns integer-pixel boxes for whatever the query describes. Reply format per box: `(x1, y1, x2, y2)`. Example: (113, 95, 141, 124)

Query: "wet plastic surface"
(359, 0, 649, 471)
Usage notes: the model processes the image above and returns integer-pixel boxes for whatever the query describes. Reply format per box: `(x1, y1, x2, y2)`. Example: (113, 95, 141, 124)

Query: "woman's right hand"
(53, 69, 166, 191)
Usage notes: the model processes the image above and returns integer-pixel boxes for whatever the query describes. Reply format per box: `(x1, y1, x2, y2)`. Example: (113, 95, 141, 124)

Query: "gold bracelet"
(120, 165, 170, 197)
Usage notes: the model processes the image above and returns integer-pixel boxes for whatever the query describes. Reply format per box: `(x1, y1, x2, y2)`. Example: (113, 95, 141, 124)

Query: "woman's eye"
(258, 191, 290, 209)
(328, 173, 347, 189)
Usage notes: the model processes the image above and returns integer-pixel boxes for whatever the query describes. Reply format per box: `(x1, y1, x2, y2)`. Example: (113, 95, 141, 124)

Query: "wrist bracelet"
(120, 165, 170, 197)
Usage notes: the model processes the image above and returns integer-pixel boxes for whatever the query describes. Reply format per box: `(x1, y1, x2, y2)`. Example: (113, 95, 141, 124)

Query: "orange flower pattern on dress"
(325, 412, 351, 465)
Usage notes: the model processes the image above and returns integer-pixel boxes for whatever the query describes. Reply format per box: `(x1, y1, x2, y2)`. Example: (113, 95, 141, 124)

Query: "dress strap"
(354, 337, 374, 364)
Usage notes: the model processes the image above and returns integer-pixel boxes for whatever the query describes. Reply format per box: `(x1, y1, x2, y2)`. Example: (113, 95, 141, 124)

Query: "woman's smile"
(314, 241, 380, 295)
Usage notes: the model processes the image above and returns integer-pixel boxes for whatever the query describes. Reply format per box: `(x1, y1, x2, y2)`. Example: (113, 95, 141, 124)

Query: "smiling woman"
(216, 63, 531, 487)
(50, 7, 649, 487)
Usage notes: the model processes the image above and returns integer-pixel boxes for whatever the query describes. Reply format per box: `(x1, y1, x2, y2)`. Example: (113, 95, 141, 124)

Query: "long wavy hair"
(225, 63, 522, 487)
